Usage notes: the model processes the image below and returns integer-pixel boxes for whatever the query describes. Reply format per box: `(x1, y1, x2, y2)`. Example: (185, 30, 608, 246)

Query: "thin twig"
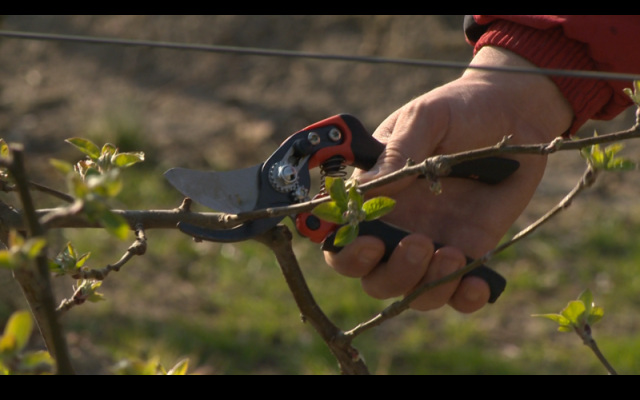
(1, 178, 75, 203)
(255, 225, 370, 375)
(73, 224, 146, 281)
(56, 225, 147, 314)
(582, 335, 618, 375)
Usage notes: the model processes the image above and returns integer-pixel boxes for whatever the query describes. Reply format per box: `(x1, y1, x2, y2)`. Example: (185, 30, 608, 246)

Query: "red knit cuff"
(475, 20, 612, 136)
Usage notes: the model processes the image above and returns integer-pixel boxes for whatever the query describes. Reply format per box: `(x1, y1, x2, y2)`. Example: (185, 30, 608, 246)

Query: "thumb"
(355, 145, 418, 196)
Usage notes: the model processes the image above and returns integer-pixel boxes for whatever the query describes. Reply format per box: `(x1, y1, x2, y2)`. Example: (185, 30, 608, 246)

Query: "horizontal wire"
(1, 29, 640, 82)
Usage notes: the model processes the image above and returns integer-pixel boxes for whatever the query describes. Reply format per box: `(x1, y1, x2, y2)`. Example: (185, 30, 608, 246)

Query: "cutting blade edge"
(164, 164, 262, 213)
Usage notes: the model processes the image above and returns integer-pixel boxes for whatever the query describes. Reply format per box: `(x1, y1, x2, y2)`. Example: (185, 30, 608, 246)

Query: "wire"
(1, 29, 640, 82)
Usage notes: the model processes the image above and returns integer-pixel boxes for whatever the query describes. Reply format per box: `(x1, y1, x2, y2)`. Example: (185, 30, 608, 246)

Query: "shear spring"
(319, 155, 347, 194)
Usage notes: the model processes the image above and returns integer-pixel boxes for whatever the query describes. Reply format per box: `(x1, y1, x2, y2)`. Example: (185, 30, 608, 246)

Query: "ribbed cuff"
(475, 20, 612, 136)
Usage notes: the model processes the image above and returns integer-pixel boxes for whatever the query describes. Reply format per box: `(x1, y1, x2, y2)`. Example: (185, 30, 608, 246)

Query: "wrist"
(464, 46, 574, 143)
(474, 20, 611, 136)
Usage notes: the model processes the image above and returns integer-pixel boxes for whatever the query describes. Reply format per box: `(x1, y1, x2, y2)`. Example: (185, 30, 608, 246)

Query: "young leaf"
(86, 281, 105, 303)
(19, 350, 54, 373)
(532, 289, 605, 332)
(96, 208, 130, 240)
(0, 310, 33, 354)
(23, 238, 47, 260)
(579, 288, 605, 326)
(311, 201, 346, 224)
(111, 152, 145, 168)
(100, 143, 117, 159)
(581, 139, 636, 172)
(166, 358, 190, 375)
(561, 300, 587, 327)
(0, 139, 10, 158)
(347, 186, 363, 210)
(623, 80, 640, 105)
(0, 251, 15, 269)
(66, 138, 101, 160)
(333, 224, 359, 247)
(587, 304, 605, 326)
(363, 196, 396, 221)
(49, 158, 74, 174)
(325, 176, 348, 209)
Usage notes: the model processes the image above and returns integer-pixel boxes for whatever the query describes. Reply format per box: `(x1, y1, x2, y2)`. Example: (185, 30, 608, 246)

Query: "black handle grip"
(321, 219, 506, 303)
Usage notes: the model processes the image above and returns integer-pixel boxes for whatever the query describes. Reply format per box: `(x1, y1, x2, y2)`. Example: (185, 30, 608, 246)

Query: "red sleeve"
(468, 15, 640, 136)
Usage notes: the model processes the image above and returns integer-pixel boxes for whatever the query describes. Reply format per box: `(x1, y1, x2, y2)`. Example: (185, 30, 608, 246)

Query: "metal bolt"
(292, 186, 309, 202)
(307, 131, 320, 145)
(328, 128, 341, 142)
(278, 164, 297, 185)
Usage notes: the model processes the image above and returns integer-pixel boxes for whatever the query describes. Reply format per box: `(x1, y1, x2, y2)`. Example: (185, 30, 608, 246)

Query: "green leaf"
(49, 158, 74, 175)
(363, 196, 396, 221)
(23, 238, 47, 259)
(86, 281, 105, 303)
(66, 138, 101, 160)
(333, 224, 359, 247)
(86, 169, 123, 198)
(69, 174, 90, 198)
(581, 139, 636, 172)
(348, 186, 363, 210)
(20, 350, 54, 373)
(0, 310, 33, 354)
(96, 208, 130, 240)
(325, 176, 348, 210)
(532, 313, 570, 326)
(561, 300, 586, 327)
(578, 288, 605, 326)
(0, 251, 15, 269)
(166, 358, 190, 375)
(0, 139, 10, 158)
(623, 80, 640, 104)
(100, 143, 117, 159)
(111, 152, 145, 168)
(76, 251, 91, 268)
(588, 306, 605, 325)
(579, 289, 593, 310)
(311, 201, 346, 224)
(606, 157, 636, 171)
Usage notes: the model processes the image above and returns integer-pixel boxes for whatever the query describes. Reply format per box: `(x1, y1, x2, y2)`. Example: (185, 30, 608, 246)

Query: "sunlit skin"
(324, 47, 574, 313)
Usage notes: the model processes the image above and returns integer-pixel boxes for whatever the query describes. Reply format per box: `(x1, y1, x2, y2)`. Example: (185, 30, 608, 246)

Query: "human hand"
(324, 46, 573, 313)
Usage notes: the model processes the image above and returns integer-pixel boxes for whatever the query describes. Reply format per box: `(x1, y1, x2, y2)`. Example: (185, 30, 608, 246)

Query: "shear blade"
(164, 165, 262, 213)
(178, 216, 283, 243)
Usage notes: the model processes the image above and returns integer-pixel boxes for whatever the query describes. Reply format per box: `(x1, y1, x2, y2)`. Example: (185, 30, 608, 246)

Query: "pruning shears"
(164, 114, 519, 303)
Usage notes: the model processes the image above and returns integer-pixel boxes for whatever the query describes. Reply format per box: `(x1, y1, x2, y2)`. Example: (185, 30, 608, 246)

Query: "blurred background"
(0, 15, 639, 374)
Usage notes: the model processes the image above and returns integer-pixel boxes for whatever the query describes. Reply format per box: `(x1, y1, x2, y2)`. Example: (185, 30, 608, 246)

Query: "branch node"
(498, 135, 513, 148)
(543, 136, 565, 154)
(177, 197, 192, 212)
